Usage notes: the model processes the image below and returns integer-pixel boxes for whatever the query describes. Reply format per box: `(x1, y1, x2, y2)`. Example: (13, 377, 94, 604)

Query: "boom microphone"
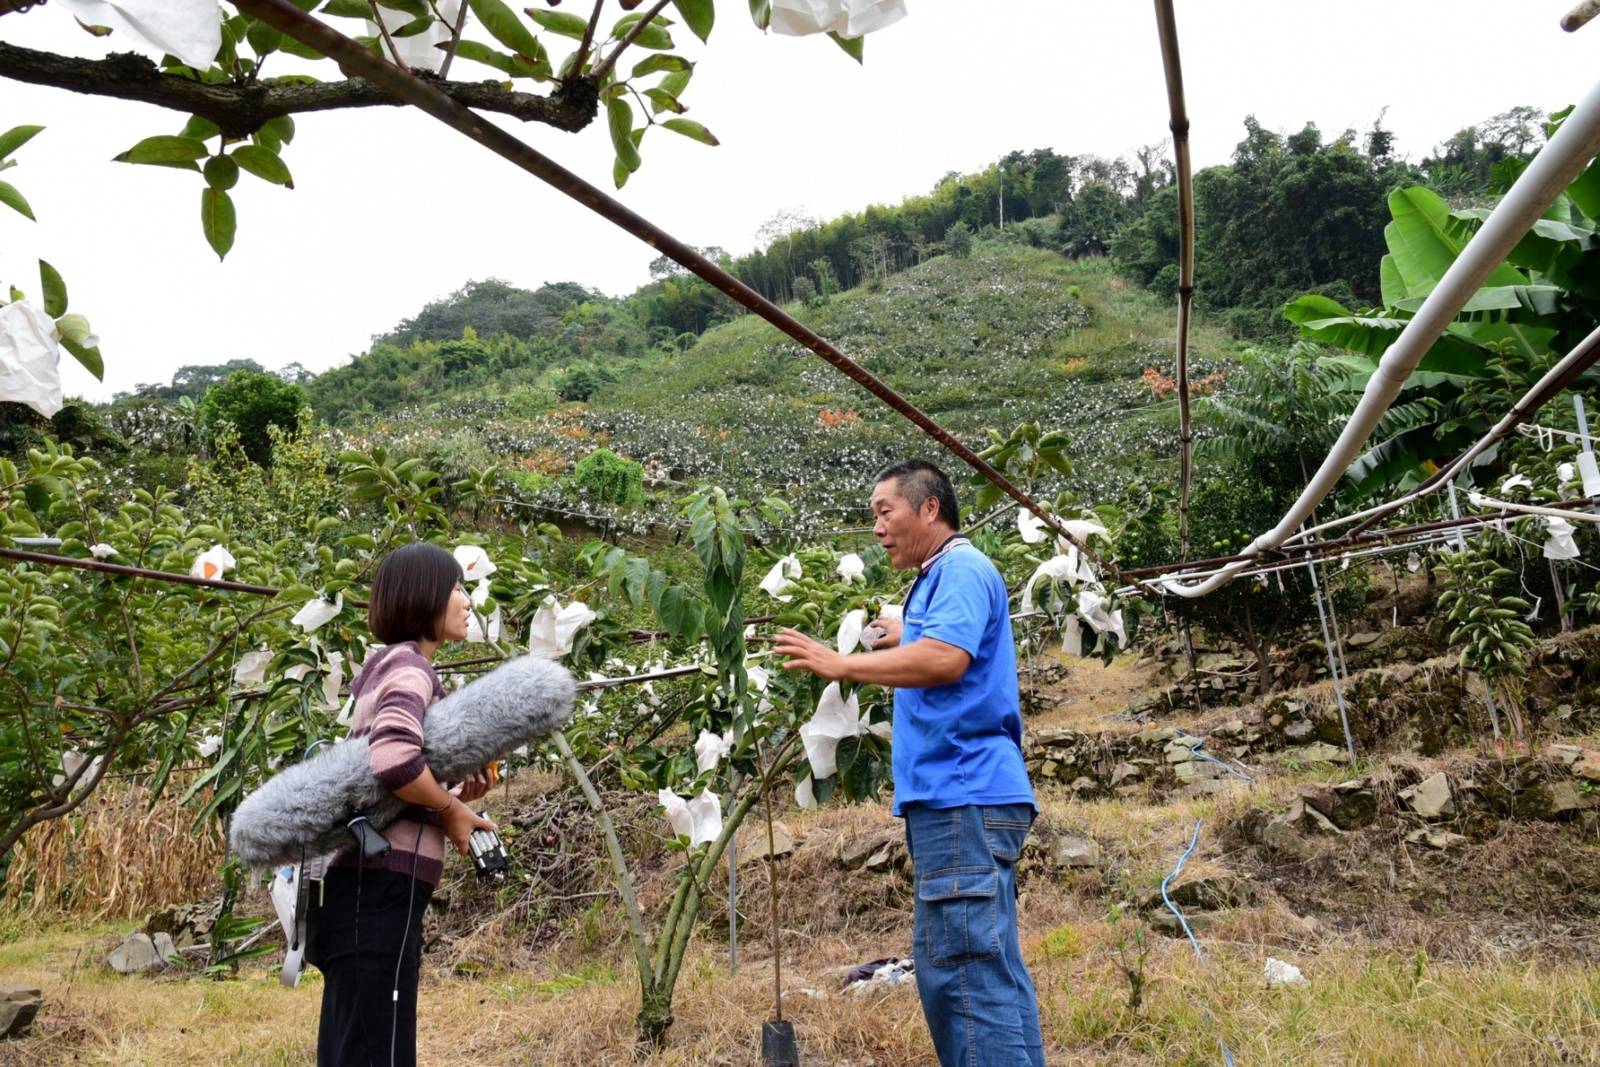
(229, 654, 575, 868)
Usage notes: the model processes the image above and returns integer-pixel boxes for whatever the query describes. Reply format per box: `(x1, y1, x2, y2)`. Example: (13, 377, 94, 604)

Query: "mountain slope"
(353, 243, 1245, 527)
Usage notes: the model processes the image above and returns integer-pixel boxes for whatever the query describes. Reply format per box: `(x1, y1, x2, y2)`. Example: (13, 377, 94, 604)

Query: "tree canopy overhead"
(0, 0, 872, 263)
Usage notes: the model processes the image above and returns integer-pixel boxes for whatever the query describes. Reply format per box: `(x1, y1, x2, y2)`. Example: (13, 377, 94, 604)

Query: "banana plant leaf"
(1448, 319, 1558, 359)
(1566, 155, 1600, 221)
(1382, 186, 1529, 304)
(1392, 283, 1564, 317)
(1450, 203, 1595, 276)
(1284, 294, 1494, 379)
(1345, 419, 1482, 498)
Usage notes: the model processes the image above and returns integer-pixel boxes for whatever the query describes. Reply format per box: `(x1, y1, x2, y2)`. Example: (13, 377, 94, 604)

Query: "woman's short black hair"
(367, 543, 464, 644)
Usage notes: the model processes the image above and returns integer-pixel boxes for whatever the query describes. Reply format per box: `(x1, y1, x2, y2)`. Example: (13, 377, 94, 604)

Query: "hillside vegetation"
(344, 245, 1242, 529)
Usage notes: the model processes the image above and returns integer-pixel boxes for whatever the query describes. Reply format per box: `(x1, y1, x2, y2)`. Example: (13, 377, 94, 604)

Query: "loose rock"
(0, 986, 41, 1039)
(108, 932, 170, 974)
(1400, 773, 1455, 820)
(1050, 835, 1101, 869)
(1405, 828, 1468, 850)
(1285, 742, 1350, 765)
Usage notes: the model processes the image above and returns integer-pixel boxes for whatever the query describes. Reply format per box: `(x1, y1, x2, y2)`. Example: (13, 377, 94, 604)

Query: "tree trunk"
(635, 997, 674, 1050)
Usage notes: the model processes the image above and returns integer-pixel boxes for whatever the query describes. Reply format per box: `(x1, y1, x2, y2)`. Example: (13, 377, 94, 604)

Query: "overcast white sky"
(3, 1, 1599, 400)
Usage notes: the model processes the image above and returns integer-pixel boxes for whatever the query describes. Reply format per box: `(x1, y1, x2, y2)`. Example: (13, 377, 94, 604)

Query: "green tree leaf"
(38, 260, 66, 318)
(748, 0, 771, 30)
(659, 68, 692, 100)
(0, 180, 34, 221)
(523, 5, 589, 38)
(245, 20, 283, 55)
(470, 0, 544, 57)
(201, 187, 237, 260)
(180, 115, 221, 141)
(611, 15, 673, 49)
(449, 39, 550, 77)
(608, 98, 641, 172)
(114, 135, 208, 169)
(0, 124, 44, 162)
(231, 145, 294, 188)
(59, 335, 103, 381)
(631, 53, 690, 77)
(203, 154, 240, 191)
(263, 115, 297, 146)
(643, 88, 685, 114)
(672, 0, 714, 42)
(660, 118, 718, 146)
(828, 31, 864, 63)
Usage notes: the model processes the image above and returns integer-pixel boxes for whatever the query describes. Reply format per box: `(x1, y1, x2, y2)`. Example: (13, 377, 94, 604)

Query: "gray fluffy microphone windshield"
(229, 653, 575, 869)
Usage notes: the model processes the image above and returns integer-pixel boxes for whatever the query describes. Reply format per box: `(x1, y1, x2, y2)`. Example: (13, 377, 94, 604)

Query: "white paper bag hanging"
(55, 0, 223, 70)
(0, 301, 65, 418)
(769, 0, 908, 37)
(1578, 451, 1600, 500)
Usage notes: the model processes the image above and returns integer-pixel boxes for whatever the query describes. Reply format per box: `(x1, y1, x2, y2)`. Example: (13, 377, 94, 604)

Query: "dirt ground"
(5, 652, 1600, 1066)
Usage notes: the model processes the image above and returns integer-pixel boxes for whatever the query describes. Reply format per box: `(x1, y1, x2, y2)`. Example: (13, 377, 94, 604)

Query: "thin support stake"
(727, 845, 738, 975)
(1301, 533, 1357, 763)
(1445, 490, 1505, 742)
(1576, 395, 1598, 517)
(1551, 558, 1572, 632)
(1153, 0, 1196, 562)
(727, 770, 741, 976)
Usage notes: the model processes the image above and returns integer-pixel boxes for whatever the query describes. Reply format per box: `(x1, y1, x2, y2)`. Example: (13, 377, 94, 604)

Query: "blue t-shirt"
(890, 541, 1035, 816)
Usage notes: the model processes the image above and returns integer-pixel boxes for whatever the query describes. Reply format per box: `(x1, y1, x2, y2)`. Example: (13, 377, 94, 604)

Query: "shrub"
(555, 363, 616, 403)
(792, 276, 818, 307)
(944, 220, 974, 259)
(198, 370, 306, 465)
(572, 447, 644, 505)
(508, 469, 554, 495)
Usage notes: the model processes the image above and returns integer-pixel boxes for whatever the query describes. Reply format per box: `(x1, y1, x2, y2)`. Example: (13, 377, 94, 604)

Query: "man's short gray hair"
(874, 459, 960, 529)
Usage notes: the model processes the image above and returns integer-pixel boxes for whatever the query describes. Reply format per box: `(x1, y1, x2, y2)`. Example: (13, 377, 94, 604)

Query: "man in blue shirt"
(776, 460, 1044, 1067)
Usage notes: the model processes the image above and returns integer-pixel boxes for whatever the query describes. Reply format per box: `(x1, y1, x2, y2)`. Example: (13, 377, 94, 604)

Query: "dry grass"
(6, 909, 1599, 1066)
(9, 656, 1600, 1064)
(1, 780, 226, 924)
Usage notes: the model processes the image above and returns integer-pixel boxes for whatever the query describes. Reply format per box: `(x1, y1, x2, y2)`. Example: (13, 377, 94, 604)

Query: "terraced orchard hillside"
(360, 246, 1243, 529)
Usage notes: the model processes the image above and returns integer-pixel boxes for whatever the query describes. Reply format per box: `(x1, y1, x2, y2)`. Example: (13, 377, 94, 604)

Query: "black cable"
(391, 818, 426, 1067)
(352, 860, 370, 1056)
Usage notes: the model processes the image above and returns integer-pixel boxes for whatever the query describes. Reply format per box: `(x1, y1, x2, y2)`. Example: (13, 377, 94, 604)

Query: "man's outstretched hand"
(774, 628, 849, 681)
(866, 613, 902, 648)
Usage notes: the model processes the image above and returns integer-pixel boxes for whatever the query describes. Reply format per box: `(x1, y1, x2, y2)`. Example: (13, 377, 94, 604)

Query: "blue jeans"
(904, 803, 1045, 1067)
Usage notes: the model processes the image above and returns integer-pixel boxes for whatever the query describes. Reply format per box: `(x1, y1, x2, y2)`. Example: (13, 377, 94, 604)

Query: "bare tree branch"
(0, 42, 599, 138)
(436, 0, 472, 80)
(366, 0, 412, 72)
(591, 0, 670, 83)
(570, 0, 607, 77)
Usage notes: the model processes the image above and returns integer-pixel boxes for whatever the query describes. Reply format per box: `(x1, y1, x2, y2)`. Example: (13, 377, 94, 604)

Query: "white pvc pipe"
(1164, 75, 1600, 598)
(1463, 492, 1600, 524)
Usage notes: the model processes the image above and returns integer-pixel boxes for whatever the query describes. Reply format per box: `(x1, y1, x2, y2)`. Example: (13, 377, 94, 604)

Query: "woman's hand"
(439, 797, 497, 858)
(452, 770, 492, 805)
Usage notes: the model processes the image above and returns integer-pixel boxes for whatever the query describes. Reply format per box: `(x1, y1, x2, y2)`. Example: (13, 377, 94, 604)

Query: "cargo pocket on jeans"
(917, 867, 999, 966)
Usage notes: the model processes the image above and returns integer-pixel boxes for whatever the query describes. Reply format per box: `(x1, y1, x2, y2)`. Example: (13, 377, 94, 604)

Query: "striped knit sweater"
(329, 641, 448, 886)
